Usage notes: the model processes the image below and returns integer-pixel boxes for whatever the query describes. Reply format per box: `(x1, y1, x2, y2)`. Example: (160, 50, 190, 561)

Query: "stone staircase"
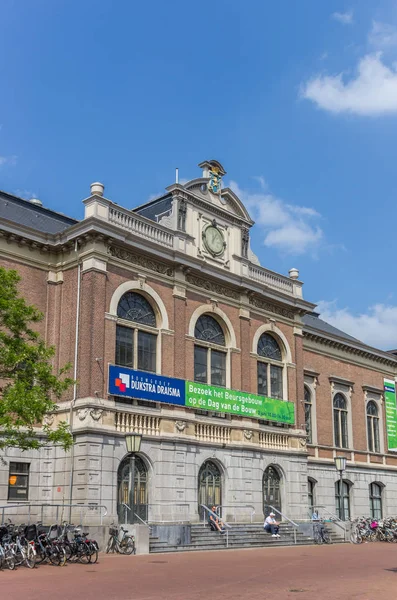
(149, 522, 316, 554)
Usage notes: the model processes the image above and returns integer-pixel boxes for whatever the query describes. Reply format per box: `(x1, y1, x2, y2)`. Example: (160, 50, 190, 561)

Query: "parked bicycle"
(105, 524, 136, 555)
(350, 516, 397, 544)
(313, 521, 332, 545)
(0, 520, 99, 570)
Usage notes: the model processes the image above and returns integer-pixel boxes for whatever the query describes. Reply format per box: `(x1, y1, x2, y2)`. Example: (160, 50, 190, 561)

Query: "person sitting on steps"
(264, 512, 280, 538)
(208, 505, 226, 534)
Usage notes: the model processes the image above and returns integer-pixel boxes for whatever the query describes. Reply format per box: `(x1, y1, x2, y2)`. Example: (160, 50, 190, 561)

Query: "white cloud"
(316, 300, 397, 349)
(0, 155, 17, 167)
(301, 52, 397, 115)
(230, 179, 323, 255)
(332, 11, 353, 25)
(368, 21, 397, 50)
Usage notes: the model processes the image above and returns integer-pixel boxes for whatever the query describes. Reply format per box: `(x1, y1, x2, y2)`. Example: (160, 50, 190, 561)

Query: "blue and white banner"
(108, 365, 185, 406)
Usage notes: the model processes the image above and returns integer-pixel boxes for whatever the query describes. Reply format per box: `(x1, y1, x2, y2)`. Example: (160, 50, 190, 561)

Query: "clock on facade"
(202, 224, 225, 257)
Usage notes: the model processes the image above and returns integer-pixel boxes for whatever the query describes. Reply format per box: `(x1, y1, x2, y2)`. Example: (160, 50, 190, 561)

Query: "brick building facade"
(1, 160, 397, 525)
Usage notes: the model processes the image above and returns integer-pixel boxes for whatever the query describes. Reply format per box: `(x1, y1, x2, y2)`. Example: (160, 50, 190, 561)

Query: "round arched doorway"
(198, 461, 222, 519)
(263, 466, 282, 517)
(117, 455, 148, 524)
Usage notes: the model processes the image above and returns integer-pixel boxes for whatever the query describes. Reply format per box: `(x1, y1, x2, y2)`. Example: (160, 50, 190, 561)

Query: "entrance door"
(117, 455, 148, 524)
(198, 461, 222, 519)
(263, 466, 282, 517)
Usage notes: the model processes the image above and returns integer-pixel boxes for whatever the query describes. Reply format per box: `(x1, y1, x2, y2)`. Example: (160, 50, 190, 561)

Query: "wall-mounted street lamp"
(335, 456, 347, 521)
(125, 434, 142, 524)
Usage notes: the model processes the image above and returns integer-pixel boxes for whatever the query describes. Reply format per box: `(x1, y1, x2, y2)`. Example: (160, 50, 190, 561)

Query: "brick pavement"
(1, 544, 396, 600)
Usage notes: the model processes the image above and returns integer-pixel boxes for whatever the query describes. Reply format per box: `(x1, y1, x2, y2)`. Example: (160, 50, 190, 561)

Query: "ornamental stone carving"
(249, 295, 294, 320)
(175, 420, 187, 432)
(244, 430, 253, 440)
(77, 408, 89, 421)
(43, 414, 54, 426)
(185, 273, 239, 300)
(90, 408, 104, 421)
(107, 245, 174, 277)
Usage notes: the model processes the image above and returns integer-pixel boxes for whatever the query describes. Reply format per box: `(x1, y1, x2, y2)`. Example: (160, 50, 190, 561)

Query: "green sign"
(385, 379, 397, 451)
(185, 381, 295, 424)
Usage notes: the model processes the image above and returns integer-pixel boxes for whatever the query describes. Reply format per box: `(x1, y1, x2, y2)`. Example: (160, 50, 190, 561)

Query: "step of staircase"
(149, 522, 316, 554)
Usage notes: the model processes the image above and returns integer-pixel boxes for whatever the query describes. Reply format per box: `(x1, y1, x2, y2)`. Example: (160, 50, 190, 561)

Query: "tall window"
(115, 292, 157, 373)
(304, 387, 312, 444)
(369, 483, 382, 520)
(308, 479, 315, 513)
(257, 333, 283, 399)
(333, 393, 348, 449)
(8, 462, 30, 501)
(335, 480, 350, 520)
(367, 401, 380, 453)
(194, 315, 226, 386)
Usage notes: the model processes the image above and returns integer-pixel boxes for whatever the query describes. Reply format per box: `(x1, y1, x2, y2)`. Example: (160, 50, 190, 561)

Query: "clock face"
(203, 225, 225, 256)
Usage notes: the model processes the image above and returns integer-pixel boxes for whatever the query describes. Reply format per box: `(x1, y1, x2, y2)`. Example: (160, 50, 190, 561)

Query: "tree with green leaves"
(0, 266, 73, 450)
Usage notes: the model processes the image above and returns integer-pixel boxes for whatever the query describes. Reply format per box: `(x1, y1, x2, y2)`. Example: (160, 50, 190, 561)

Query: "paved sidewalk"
(2, 543, 397, 600)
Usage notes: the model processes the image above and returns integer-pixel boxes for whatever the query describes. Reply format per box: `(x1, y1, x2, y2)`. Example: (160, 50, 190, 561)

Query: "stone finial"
(90, 182, 104, 197)
(289, 268, 299, 280)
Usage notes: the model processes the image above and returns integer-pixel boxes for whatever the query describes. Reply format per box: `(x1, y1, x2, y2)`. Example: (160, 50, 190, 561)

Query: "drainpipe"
(68, 240, 82, 521)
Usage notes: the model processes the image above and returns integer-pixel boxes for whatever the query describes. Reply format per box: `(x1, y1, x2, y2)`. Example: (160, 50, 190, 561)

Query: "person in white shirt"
(264, 512, 280, 537)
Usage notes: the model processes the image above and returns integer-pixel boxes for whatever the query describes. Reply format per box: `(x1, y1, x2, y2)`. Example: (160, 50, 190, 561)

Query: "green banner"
(385, 379, 397, 451)
(185, 381, 295, 424)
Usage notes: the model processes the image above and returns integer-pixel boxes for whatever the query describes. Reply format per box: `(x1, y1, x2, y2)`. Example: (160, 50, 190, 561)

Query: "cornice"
(0, 213, 313, 314)
(303, 327, 397, 369)
(329, 375, 354, 387)
(304, 369, 320, 379)
(362, 385, 384, 395)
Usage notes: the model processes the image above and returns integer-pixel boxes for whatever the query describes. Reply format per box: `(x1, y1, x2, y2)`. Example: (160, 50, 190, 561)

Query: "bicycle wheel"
(12, 545, 24, 567)
(64, 543, 73, 562)
(49, 547, 62, 566)
(5, 548, 16, 570)
(77, 542, 91, 564)
(350, 530, 362, 544)
(88, 542, 98, 564)
(105, 537, 114, 554)
(25, 544, 36, 569)
(119, 537, 136, 555)
(322, 530, 332, 544)
(313, 529, 322, 545)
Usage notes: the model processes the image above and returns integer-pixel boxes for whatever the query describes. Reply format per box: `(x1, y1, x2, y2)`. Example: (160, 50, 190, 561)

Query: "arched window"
(117, 455, 148, 523)
(115, 292, 157, 373)
(369, 483, 383, 520)
(308, 478, 316, 513)
(263, 466, 282, 517)
(367, 401, 380, 453)
(194, 315, 226, 387)
(304, 387, 312, 444)
(257, 334, 284, 399)
(198, 460, 222, 518)
(335, 480, 350, 520)
(333, 394, 348, 449)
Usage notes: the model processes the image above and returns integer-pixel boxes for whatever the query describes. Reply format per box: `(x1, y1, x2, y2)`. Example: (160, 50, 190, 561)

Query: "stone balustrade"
(108, 206, 174, 248)
(115, 412, 160, 436)
(84, 197, 301, 297)
(259, 431, 290, 450)
(194, 423, 231, 444)
(113, 410, 305, 451)
(248, 264, 297, 295)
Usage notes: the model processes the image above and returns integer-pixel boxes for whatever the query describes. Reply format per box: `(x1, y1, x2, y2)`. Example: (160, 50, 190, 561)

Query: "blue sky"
(1, 0, 397, 348)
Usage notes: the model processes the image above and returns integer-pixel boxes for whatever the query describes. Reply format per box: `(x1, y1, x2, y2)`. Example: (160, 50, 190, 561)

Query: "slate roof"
(303, 312, 361, 343)
(0, 190, 77, 234)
